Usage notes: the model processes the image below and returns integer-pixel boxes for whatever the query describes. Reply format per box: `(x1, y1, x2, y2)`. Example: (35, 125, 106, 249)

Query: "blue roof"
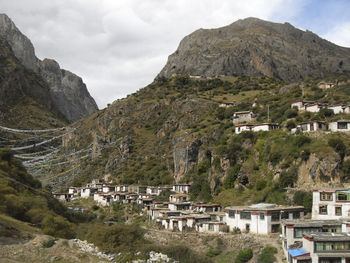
(288, 248, 309, 257)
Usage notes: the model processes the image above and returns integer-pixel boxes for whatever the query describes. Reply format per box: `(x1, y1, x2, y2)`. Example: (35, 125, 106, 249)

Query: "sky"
(0, 0, 349, 108)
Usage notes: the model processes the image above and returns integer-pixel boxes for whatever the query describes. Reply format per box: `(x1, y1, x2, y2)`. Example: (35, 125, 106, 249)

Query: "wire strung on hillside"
(0, 125, 66, 133)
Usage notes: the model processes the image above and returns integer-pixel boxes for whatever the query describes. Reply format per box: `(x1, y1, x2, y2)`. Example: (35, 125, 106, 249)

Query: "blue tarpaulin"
(288, 248, 309, 257)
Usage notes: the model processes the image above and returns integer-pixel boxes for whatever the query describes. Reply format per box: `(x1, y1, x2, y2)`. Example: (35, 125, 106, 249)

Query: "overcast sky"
(0, 0, 349, 108)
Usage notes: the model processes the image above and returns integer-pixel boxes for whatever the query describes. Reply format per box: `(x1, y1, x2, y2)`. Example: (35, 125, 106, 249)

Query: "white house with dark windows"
(328, 105, 350, 115)
(172, 184, 190, 194)
(312, 189, 350, 220)
(329, 120, 350, 132)
(295, 121, 328, 133)
(235, 123, 280, 134)
(225, 203, 304, 234)
(281, 219, 344, 259)
(287, 233, 350, 263)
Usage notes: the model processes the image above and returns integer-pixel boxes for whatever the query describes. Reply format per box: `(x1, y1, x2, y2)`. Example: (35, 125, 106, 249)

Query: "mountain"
(0, 36, 66, 129)
(159, 17, 350, 81)
(0, 14, 98, 123)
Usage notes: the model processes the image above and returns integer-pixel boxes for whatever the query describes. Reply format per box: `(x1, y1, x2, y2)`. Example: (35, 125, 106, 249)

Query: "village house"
(172, 184, 190, 194)
(293, 121, 328, 133)
(305, 103, 327, 113)
(87, 179, 104, 189)
(115, 185, 128, 192)
(329, 120, 350, 132)
(102, 185, 115, 193)
(196, 221, 227, 233)
(225, 203, 304, 234)
(80, 187, 97, 198)
(128, 185, 147, 194)
(169, 193, 189, 203)
(234, 124, 254, 134)
(288, 232, 350, 263)
(232, 111, 256, 124)
(194, 203, 221, 213)
(318, 81, 336, 89)
(291, 101, 308, 111)
(168, 202, 192, 211)
(146, 186, 172, 196)
(281, 219, 344, 259)
(219, 102, 235, 108)
(312, 189, 350, 220)
(53, 193, 73, 202)
(68, 187, 80, 196)
(328, 105, 350, 115)
(251, 123, 280, 132)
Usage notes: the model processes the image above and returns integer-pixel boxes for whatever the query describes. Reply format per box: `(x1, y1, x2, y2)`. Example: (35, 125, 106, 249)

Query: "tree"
(328, 138, 346, 160)
(235, 248, 253, 263)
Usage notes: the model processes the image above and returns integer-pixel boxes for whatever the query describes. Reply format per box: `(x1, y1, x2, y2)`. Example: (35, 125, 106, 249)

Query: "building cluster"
(282, 188, 350, 263)
(291, 101, 350, 115)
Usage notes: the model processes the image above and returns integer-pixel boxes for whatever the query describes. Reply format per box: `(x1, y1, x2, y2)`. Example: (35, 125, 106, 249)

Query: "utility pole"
(267, 105, 270, 122)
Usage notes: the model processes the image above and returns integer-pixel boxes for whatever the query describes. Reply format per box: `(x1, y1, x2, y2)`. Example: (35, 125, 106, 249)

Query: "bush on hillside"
(41, 214, 76, 239)
(293, 191, 312, 212)
(235, 248, 253, 263)
(328, 138, 346, 160)
(257, 245, 278, 263)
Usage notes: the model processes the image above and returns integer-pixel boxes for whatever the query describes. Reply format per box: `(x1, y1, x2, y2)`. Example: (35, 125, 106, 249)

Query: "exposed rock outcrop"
(159, 17, 350, 81)
(0, 13, 98, 122)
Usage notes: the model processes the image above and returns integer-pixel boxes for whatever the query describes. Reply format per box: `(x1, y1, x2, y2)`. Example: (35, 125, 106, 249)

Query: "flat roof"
(287, 248, 309, 258)
(226, 203, 303, 212)
(304, 233, 350, 241)
(282, 219, 342, 227)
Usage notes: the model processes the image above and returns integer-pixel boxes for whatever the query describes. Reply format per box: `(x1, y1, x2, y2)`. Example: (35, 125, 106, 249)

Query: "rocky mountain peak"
(0, 13, 98, 123)
(159, 17, 350, 81)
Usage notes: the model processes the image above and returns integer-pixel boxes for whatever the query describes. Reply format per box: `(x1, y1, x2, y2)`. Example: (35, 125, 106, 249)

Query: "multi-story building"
(312, 189, 350, 220)
(225, 203, 304, 234)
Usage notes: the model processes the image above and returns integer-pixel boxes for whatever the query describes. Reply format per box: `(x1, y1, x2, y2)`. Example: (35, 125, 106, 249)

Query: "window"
(319, 258, 341, 263)
(294, 227, 321, 238)
(316, 242, 350, 252)
(260, 213, 265, 220)
(240, 211, 251, 220)
(320, 192, 332, 201)
(293, 211, 301, 219)
(209, 224, 214, 231)
(228, 210, 235, 218)
(335, 207, 342, 216)
(336, 192, 350, 201)
(281, 212, 289, 219)
(319, 205, 328, 215)
(338, 122, 348, 130)
(271, 212, 280, 222)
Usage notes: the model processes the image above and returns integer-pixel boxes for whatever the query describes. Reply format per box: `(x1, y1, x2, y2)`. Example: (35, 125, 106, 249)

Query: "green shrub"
(206, 247, 222, 257)
(293, 191, 312, 212)
(41, 214, 76, 239)
(257, 245, 278, 263)
(42, 239, 56, 248)
(328, 138, 346, 160)
(235, 248, 253, 263)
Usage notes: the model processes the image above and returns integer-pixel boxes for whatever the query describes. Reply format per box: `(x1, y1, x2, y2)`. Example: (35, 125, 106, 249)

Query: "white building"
(288, 233, 350, 263)
(305, 103, 326, 113)
(291, 101, 307, 111)
(281, 219, 344, 259)
(318, 81, 336, 89)
(146, 186, 172, 196)
(169, 193, 189, 203)
(194, 203, 221, 213)
(80, 187, 96, 198)
(225, 203, 304, 235)
(172, 184, 190, 194)
(296, 121, 328, 133)
(312, 189, 350, 219)
(168, 202, 192, 211)
(68, 187, 80, 196)
(232, 111, 256, 124)
(251, 123, 280, 132)
(235, 124, 254, 134)
(328, 105, 350, 115)
(329, 120, 350, 132)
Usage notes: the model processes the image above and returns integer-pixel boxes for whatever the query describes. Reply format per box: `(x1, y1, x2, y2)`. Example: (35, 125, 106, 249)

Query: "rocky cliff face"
(159, 17, 350, 81)
(0, 13, 98, 123)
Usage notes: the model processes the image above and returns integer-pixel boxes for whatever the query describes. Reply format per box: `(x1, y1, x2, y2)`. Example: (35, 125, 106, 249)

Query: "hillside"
(159, 17, 350, 82)
(38, 72, 350, 208)
(0, 14, 98, 123)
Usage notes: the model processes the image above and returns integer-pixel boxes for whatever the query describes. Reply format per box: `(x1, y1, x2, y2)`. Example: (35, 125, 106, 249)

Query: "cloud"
(323, 22, 350, 48)
(0, 0, 347, 108)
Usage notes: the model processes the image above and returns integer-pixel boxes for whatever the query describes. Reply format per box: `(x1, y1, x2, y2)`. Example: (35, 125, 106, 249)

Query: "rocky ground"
(144, 227, 285, 262)
(0, 234, 111, 263)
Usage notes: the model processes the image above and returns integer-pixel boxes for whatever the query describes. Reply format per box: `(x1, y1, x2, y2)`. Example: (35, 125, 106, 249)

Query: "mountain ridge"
(159, 17, 350, 81)
(0, 13, 98, 123)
